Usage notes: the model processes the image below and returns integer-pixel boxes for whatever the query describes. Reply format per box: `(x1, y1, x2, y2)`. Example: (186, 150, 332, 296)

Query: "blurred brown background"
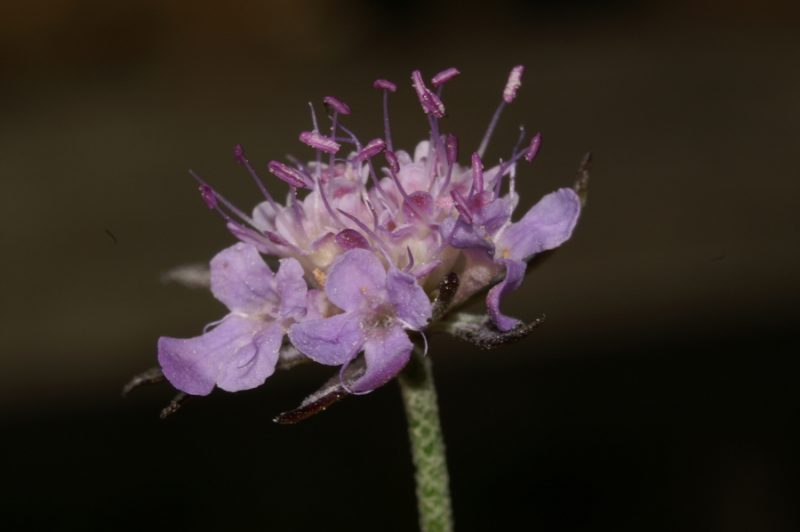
(1, 1, 798, 530)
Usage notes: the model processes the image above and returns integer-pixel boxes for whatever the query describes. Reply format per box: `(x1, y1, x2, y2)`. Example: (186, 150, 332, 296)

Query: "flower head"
(153, 66, 585, 413)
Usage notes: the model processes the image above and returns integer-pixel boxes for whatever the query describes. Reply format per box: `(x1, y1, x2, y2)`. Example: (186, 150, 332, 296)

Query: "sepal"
(441, 312, 545, 350)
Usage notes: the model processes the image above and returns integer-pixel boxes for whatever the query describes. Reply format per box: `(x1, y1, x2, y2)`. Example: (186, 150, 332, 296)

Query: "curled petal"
(210, 243, 277, 314)
(486, 259, 526, 331)
(288, 312, 365, 366)
(495, 188, 581, 262)
(350, 325, 413, 393)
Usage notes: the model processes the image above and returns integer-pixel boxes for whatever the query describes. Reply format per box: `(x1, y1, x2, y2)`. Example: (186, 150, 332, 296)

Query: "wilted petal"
(386, 269, 432, 330)
(216, 321, 283, 392)
(486, 258, 526, 331)
(158, 314, 261, 396)
(495, 188, 581, 261)
(351, 325, 413, 393)
(275, 258, 307, 320)
(325, 249, 387, 312)
(288, 312, 365, 366)
(210, 243, 277, 314)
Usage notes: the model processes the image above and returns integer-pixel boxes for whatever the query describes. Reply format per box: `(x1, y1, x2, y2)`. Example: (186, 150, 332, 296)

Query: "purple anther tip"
(323, 96, 351, 115)
(385, 150, 400, 174)
(373, 79, 397, 92)
(198, 184, 218, 209)
(445, 134, 458, 165)
(335, 229, 370, 250)
(431, 67, 460, 87)
(471, 152, 484, 176)
(354, 138, 386, 162)
(411, 70, 444, 118)
(503, 65, 525, 104)
(267, 161, 311, 189)
(299, 131, 341, 154)
(233, 144, 245, 162)
(411, 70, 426, 97)
(412, 71, 446, 118)
(524, 133, 542, 163)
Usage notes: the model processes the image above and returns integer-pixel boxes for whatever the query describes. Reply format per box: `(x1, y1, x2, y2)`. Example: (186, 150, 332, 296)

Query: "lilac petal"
(210, 243, 277, 314)
(325, 248, 387, 312)
(216, 321, 283, 392)
(440, 216, 493, 251)
(288, 312, 365, 366)
(275, 258, 307, 320)
(351, 325, 413, 393)
(496, 188, 581, 261)
(486, 258, 526, 332)
(158, 314, 263, 396)
(386, 269, 432, 330)
(474, 195, 515, 237)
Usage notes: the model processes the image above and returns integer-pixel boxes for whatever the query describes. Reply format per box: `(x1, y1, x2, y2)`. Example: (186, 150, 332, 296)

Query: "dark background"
(2, 1, 798, 530)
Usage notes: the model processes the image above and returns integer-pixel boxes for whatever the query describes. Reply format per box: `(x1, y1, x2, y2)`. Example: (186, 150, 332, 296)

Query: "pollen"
(313, 268, 327, 287)
(502, 248, 511, 259)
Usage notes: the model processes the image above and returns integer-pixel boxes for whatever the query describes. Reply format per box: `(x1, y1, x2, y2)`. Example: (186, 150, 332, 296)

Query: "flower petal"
(288, 312, 365, 366)
(275, 258, 307, 320)
(386, 269, 432, 330)
(325, 249, 387, 312)
(210, 243, 277, 314)
(486, 258, 526, 332)
(495, 188, 581, 261)
(158, 314, 263, 396)
(216, 321, 283, 392)
(351, 325, 413, 393)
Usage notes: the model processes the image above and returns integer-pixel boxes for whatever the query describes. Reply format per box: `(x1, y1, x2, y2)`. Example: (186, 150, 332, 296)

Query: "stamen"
(436, 133, 458, 196)
(373, 79, 397, 92)
(233, 144, 278, 209)
(308, 103, 323, 181)
(431, 67, 460, 87)
(299, 131, 341, 154)
(450, 189, 474, 224)
(323, 96, 351, 116)
(354, 138, 386, 162)
(478, 65, 525, 158)
(495, 126, 527, 196)
(384, 150, 400, 174)
(405, 247, 415, 271)
(524, 132, 542, 162)
(411, 70, 446, 119)
(470, 152, 484, 197)
(267, 161, 313, 189)
(503, 65, 524, 104)
(373, 79, 396, 151)
(190, 170, 255, 226)
(198, 184, 217, 210)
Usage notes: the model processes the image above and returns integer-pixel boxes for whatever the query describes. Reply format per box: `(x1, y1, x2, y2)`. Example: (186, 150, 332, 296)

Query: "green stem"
(398, 352, 454, 532)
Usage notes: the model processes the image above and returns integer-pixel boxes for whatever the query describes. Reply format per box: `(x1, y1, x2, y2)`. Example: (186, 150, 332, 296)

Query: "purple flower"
(288, 249, 431, 393)
(158, 243, 309, 395)
(153, 65, 586, 406)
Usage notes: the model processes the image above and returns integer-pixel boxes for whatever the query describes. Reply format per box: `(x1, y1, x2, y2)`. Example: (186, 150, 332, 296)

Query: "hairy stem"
(398, 353, 454, 532)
